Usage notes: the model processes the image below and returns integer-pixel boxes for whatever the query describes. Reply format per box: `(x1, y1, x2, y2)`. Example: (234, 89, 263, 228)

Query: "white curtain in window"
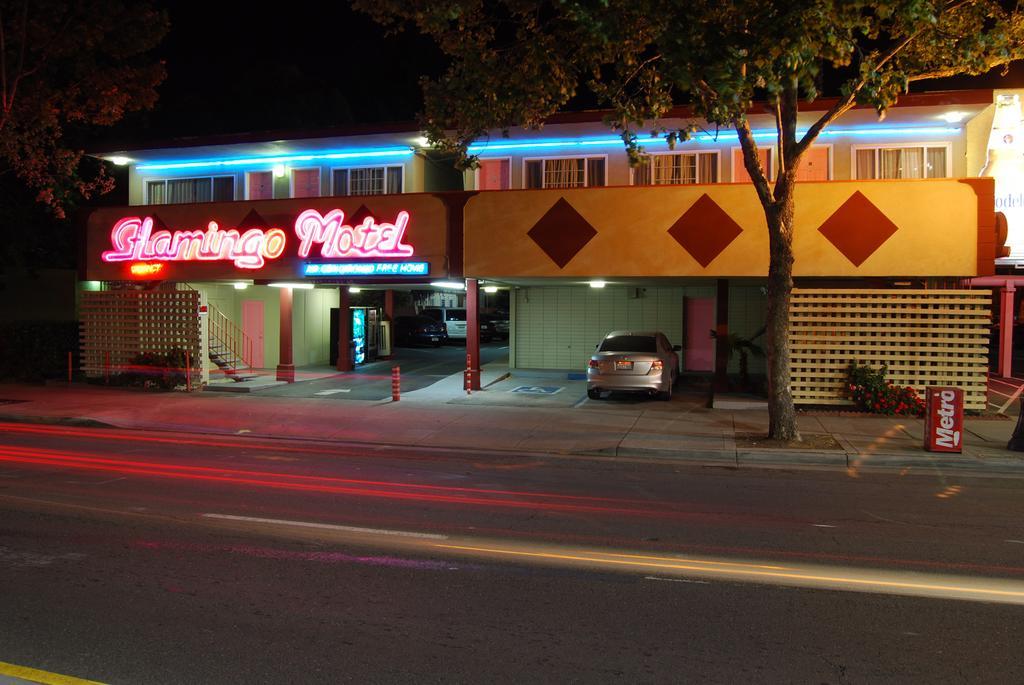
(653, 155, 677, 184)
(879, 149, 902, 179)
(545, 158, 584, 188)
(633, 158, 652, 185)
(900, 148, 924, 178)
(525, 160, 543, 189)
(350, 168, 385, 195)
(586, 158, 605, 186)
(856, 149, 876, 179)
(926, 147, 947, 178)
(147, 181, 165, 204)
(698, 153, 717, 183)
(386, 166, 403, 193)
(168, 178, 211, 204)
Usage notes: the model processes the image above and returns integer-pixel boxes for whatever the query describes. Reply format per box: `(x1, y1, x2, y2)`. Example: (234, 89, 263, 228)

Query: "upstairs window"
(477, 159, 510, 190)
(633, 152, 718, 185)
(246, 171, 274, 200)
(146, 176, 234, 205)
(524, 157, 606, 189)
(291, 168, 321, 198)
(854, 144, 949, 179)
(732, 148, 774, 183)
(331, 165, 403, 196)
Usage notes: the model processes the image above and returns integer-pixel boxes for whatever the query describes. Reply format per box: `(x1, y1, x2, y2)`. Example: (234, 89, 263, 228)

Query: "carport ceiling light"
(269, 282, 315, 289)
(483, 286, 499, 293)
(431, 280, 465, 290)
(589, 280, 606, 288)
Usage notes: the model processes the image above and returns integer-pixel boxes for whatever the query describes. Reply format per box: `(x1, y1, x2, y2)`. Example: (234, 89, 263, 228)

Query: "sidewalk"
(1, 365, 1022, 475)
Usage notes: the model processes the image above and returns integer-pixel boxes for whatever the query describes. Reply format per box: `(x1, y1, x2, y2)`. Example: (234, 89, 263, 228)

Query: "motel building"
(81, 88, 1022, 410)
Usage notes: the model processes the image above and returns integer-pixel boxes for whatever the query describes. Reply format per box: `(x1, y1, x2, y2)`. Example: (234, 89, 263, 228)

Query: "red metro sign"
(101, 208, 416, 271)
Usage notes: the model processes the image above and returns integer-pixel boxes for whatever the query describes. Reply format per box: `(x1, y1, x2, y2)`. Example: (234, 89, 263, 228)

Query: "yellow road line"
(0, 661, 105, 685)
(436, 544, 1024, 601)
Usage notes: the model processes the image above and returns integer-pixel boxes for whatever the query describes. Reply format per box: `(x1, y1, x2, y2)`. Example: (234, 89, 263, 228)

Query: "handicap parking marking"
(314, 389, 352, 395)
(509, 385, 564, 395)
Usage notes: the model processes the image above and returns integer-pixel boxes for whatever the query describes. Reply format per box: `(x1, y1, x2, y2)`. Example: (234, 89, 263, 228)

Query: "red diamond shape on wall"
(667, 194, 743, 267)
(527, 198, 597, 268)
(817, 191, 899, 266)
(349, 205, 374, 225)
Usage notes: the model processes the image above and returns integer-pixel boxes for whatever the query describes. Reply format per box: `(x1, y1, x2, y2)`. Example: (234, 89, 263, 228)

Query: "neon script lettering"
(102, 217, 287, 269)
(935, 389, 961, 448)
(295, 209, 414, 259)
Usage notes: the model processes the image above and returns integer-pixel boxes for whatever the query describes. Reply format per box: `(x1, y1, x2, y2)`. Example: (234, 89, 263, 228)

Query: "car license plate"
(615, 360, 633, 370)
(430, 336, 439, 342)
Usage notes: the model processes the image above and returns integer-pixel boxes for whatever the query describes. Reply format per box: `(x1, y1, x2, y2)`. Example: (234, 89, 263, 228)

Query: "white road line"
(645, 576, 711, 585)
(1006, 540, 1024, 544)
(202, 513, 449, 540)
(812, 524, 837, 528)
(315, 389, 352, 395)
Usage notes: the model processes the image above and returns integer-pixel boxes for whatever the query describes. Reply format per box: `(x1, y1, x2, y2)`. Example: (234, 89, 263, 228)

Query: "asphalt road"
(257, 341, 509, 400)
(1, 422, 1023, 683)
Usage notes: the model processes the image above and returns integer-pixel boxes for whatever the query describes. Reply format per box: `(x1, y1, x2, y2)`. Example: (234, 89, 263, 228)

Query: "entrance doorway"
(242, 300, 265, 369)
(684, 297, 715, 371)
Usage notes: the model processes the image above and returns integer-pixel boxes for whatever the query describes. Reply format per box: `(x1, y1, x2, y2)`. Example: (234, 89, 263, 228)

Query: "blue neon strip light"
(304, 262, 430, 277)
(466, 126, 961, 153)
(136, 147, 415, 172)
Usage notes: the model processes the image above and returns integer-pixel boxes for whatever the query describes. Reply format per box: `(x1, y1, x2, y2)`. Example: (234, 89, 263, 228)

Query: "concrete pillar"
(337, 286, 352, 372)
(1000, 282, 1015, 379)
(713, 279, 730, 391)
(465, 278, 481, 390)
(382, 289, 395, 360)
(276, 286, 295, 383)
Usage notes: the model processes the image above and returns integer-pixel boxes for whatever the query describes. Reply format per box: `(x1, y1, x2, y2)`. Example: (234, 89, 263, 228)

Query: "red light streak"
(0, 444, 661, 516)
(0, 422, 660, 506)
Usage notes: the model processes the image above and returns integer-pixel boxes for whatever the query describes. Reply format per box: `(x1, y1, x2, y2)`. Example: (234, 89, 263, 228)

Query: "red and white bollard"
(391, 366, 401, 402)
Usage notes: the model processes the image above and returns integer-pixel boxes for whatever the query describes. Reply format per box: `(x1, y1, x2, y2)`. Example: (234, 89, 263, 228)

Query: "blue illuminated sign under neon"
(303, 262, 430, 277)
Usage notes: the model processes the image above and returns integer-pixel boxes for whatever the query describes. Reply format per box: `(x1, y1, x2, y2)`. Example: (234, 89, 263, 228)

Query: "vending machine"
(330, 306, 381, 367)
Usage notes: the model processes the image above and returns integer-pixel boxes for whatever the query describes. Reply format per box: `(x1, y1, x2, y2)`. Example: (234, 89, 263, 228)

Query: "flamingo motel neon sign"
(101, 209, 423, 274)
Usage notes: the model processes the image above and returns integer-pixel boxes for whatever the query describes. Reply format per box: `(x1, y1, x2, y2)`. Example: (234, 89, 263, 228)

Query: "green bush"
(112, 348, 189, 390)
(846, 361, 925, 417)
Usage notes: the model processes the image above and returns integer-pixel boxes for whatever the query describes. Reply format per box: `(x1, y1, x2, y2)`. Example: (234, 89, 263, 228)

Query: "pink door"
(684, 298, 715, 371)
(242, 300, 265, 369)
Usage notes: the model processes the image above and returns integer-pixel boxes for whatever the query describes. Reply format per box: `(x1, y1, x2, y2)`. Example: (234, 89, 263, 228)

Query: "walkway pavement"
(1, 362, 1022, 475)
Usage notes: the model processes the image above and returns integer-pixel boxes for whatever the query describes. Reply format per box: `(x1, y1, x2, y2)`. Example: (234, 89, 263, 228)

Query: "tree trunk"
(764, 195, 800, 441)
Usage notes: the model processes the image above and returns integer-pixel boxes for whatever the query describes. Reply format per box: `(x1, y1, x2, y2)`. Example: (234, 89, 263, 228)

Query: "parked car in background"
(481, 313, 509, 341)
(479, 317, 496, 343)
(420, 307, 467, 340)
(393, 315, 448, 347)
(586, 330, 680, 400)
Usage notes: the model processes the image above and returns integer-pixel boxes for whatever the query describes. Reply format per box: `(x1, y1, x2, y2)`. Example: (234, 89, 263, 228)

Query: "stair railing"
(207, 302, 254, 369)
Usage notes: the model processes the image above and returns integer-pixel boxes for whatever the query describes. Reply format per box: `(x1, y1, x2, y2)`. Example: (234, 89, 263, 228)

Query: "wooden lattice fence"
(789, 289, 991, 411)
(80, 289, 202, 383)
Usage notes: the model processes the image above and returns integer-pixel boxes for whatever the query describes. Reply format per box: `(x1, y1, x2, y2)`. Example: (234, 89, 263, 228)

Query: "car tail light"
(649, 360, 664, 373)
(588, 359, 600, 369)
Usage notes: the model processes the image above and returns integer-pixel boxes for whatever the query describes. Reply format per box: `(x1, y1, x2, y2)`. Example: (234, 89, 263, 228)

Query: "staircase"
(208, 303, 258, 382)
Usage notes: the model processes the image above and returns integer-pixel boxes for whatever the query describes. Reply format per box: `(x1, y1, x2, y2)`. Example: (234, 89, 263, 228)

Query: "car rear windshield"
(599, 335, 657, 353)
(445, 310, 466, 321)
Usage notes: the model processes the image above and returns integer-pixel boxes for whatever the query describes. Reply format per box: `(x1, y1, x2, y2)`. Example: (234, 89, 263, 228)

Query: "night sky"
(107, 2, 447, 143)
(106, 1, 1024, 147)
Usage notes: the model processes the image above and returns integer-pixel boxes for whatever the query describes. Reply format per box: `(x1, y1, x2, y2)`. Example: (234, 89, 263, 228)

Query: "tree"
(358, 0, 1024, 440)
(0, 1, 168, 218)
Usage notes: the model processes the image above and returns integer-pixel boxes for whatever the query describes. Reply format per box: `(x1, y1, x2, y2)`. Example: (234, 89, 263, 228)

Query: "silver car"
(587, 331, 681, 400)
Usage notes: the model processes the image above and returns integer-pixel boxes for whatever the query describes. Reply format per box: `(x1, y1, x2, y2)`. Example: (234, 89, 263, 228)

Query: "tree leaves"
(0, 0, 167, 217)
